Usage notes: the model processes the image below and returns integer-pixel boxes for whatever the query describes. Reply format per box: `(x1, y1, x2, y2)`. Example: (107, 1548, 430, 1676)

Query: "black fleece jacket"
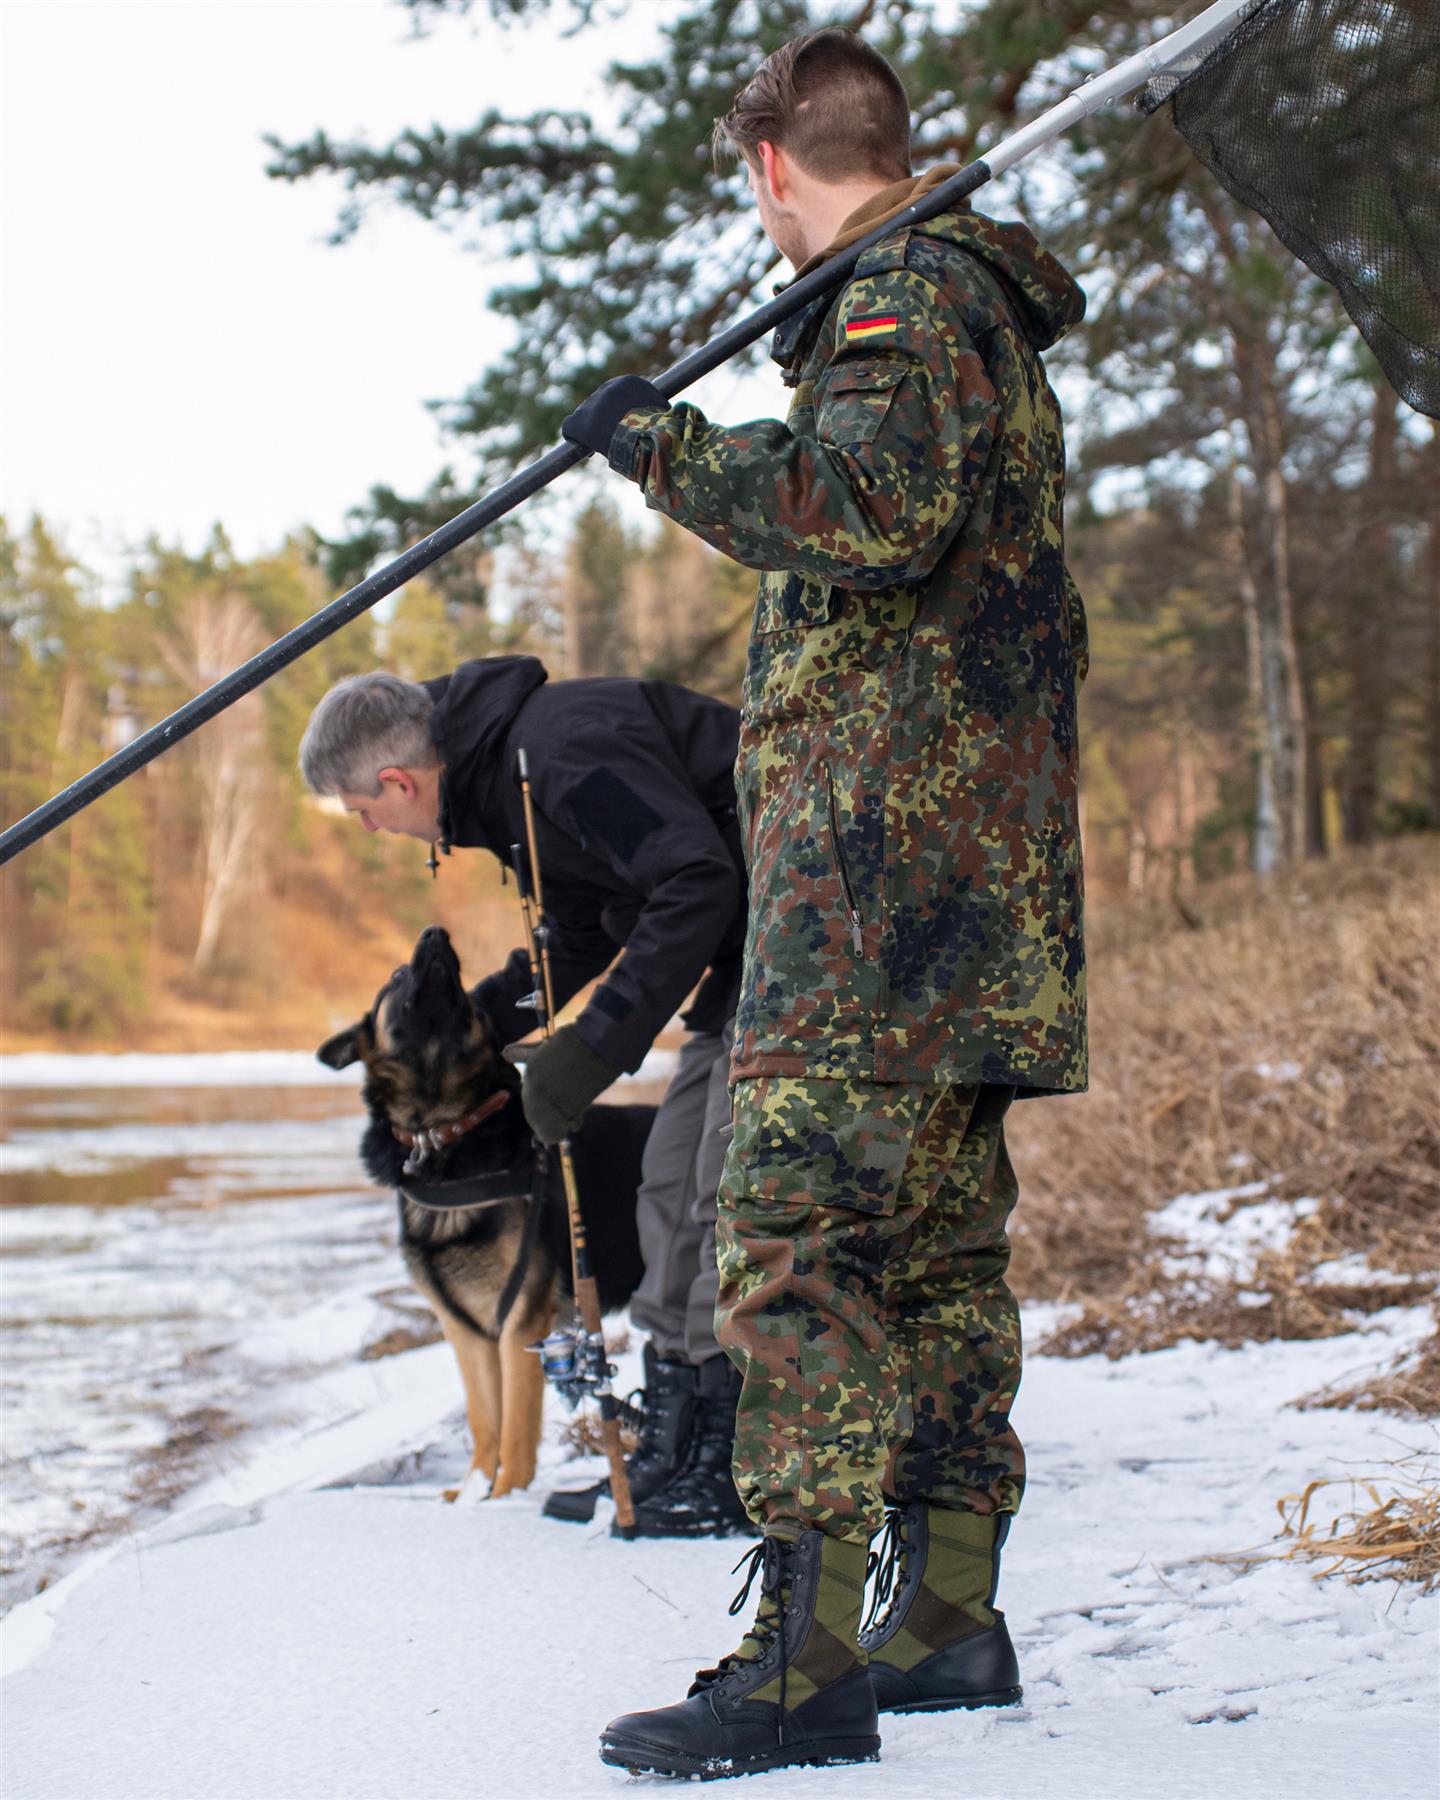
(425, 657, 746, 1074)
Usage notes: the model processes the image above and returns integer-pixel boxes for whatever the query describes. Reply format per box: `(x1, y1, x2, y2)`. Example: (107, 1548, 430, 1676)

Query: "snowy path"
(3, 1314, 1435, 1800)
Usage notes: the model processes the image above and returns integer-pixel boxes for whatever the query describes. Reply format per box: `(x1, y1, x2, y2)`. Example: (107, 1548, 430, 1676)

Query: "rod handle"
(598, 1391, 636, 1531)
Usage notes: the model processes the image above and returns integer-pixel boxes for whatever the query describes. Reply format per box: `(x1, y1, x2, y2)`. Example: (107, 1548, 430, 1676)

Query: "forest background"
(3, 0, 1438, 1056)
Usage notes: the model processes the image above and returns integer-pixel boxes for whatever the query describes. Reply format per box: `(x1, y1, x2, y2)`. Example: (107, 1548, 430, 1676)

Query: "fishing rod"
(511, 749, 636, 1539)
(0, 0, 1258, 868)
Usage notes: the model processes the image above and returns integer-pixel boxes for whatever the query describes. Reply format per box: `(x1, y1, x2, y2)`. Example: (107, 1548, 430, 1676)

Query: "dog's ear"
(466, 986, 500, 1047)
(317, 1015, 373, 1070)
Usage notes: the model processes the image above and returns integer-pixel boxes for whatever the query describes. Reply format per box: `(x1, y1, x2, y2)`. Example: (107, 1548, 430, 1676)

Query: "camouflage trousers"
(715, 1078, 1023, 1543)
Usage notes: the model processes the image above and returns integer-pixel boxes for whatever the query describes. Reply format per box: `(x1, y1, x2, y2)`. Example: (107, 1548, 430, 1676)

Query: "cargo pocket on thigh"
(727, 1076, 922, 1220)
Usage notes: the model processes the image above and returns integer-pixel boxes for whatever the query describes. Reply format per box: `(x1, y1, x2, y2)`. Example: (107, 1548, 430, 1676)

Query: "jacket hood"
(795, 164, 1085, 353)
(426, 655, 548, 841)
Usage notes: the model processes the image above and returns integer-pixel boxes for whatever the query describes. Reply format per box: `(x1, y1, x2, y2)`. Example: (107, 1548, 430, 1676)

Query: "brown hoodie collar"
(791, 165, 965, 281)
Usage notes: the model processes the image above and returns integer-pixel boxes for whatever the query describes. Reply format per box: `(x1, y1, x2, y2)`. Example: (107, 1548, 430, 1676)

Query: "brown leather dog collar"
(390, 1088, 512, 1152)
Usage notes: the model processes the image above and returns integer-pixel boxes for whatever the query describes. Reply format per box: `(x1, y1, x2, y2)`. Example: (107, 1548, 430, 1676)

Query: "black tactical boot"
(599, 1531, 880, 1780)
(859, 1502, 1021, 1714)
(623, 1353, 751, 1539)
(542, 1343, 696, 1524)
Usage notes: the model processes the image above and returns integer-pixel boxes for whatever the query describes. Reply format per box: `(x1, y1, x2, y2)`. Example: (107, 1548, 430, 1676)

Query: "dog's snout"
(412, 926, 456, 967)
(408, 928, 463, 1005)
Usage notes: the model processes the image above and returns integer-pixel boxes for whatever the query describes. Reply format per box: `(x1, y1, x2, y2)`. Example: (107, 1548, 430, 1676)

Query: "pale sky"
(2, 0, 1104, 610)
(0, 0, 787, 591)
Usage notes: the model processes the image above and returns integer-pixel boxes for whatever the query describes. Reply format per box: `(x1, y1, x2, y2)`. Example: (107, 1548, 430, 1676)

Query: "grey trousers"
(628, 1020, 734, 1366)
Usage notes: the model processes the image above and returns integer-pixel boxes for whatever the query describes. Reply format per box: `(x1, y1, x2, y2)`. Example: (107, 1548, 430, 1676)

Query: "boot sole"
(599, 1734, 881, 1779)
(882, 1686, 1022, 1715)
(541, 1493, 602, 1524)
(614, 1517, 756, 1541)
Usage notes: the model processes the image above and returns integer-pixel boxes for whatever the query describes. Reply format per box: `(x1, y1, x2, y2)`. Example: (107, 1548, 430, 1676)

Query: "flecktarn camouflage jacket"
(609, 192, 1089, 1094)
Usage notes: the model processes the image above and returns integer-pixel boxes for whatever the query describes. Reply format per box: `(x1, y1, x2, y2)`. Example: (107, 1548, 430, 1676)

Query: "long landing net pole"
(0, 0, 1257, 869)
(514, 748, 637, 1538)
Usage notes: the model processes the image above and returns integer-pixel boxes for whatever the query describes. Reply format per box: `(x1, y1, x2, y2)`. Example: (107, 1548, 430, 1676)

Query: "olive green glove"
(503, 1025, 620, 1145)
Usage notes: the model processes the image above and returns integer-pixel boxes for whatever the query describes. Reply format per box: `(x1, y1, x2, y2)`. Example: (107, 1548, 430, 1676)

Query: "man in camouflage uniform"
(561, 28, 1087, 1778)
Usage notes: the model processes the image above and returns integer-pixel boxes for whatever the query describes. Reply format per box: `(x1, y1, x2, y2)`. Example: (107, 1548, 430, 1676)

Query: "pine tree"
(1, 519, 155, 1031)
(562, 498, 634, 677)
(261, 2, 1437, 876)
(264, 0, 1104, 485)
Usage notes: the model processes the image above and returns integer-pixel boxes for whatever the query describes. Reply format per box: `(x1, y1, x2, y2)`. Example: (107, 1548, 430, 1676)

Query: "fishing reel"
(531, 1326, 614, 1410)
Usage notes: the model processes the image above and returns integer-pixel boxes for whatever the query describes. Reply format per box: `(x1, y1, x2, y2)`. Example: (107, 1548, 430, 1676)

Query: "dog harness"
(396, 1129, 561, 1337)
(395, 1147, 546, 1214)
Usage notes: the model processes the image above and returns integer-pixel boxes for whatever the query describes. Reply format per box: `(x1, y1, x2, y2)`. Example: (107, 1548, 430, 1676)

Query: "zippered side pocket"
(822, 764, 865, 957)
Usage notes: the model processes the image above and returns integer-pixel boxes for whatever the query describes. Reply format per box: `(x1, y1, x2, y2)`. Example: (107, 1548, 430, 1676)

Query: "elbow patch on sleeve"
(566, 766, 664, 864)
(590, 983, 635, 1023)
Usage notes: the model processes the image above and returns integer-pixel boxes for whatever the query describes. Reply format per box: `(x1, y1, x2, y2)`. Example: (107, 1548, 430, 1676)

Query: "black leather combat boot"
(599, 1531, 881, 1780)
(859, 1502, 1021, 1713)
(542, 1342, 696, 1524)
(623, 1352, 751, 1539)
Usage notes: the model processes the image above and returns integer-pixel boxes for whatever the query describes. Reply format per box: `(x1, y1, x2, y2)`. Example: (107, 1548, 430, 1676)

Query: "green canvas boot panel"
(860, 1503, 1022, 1714)
(598, 1532, 880, 1779)
(726, 1531, 868, 1712)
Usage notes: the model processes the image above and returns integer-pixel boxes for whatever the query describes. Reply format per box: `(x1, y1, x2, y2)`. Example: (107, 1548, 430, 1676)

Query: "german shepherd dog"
(318, 926, 650, 1497)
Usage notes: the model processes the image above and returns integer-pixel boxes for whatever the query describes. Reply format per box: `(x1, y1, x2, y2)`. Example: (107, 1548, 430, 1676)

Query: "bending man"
(299, 655, 754, 1537)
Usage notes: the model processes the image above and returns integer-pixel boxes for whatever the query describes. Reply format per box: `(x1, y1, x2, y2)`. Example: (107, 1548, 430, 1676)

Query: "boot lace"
(726, 1537, 788, 1637)
(862, 1507, 907, 1635)
(695, 1538, 793, 1746)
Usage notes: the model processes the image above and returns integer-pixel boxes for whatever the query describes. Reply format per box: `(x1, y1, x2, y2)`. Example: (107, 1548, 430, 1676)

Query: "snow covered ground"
(2, 1060, 1436, 1798)
(3, 1302, 1435, 1797)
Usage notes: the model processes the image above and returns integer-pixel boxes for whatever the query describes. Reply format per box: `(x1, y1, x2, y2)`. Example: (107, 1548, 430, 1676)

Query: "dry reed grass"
(1299, 1330, 1440, 1419)
(1007, 839, 1440, 1383)
(556, 1409, 642, 1458)
(1208, 1458, 1440, 1595)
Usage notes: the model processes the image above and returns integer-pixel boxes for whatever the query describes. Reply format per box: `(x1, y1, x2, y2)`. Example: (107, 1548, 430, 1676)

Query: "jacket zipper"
(822, 765, 865, 956)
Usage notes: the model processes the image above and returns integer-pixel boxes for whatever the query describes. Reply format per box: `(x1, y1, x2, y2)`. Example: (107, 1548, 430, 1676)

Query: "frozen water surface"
(0, 1066, 394, 1612)
(0, 1048, 678, 1613)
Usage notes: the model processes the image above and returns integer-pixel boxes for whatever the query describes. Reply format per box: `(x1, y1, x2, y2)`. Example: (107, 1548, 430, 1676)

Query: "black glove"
(503, 1025, 620, 1145)
(561, 375, 666, 459)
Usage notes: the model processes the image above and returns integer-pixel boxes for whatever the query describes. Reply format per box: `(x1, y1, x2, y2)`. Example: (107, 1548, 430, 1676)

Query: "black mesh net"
(1139, 0, 1440, 418)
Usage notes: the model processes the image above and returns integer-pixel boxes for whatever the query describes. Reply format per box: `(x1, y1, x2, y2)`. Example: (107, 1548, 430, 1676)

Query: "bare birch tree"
(159, 591, 268, 977)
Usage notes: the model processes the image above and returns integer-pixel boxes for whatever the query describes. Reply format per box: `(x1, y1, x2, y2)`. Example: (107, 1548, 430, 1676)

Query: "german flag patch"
(844, 314, 899, 342)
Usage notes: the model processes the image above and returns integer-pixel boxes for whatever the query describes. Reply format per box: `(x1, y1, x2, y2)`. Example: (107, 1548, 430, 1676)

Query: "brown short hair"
(713, 30, 911, 184)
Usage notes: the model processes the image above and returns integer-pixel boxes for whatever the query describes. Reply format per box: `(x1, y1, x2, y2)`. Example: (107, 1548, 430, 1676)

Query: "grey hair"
(299, 672, 440, 796)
